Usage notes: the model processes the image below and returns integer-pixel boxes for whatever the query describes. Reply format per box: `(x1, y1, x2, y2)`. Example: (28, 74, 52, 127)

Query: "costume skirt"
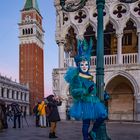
(69, 101, 107, 120)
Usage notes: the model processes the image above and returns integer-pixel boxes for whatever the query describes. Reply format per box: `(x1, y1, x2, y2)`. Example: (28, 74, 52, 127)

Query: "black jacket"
(47, 98, 62, 122)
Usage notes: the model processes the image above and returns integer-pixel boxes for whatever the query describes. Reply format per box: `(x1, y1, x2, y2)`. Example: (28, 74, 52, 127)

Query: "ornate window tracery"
(134, 2, 140, 16)
(74, 10, 86, 23)
(113, 5, 127, 18)
(63, 13, 69, 25)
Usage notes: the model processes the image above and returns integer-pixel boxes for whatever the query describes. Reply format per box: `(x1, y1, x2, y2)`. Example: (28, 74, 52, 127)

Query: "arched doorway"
(106, 75, 135, 121)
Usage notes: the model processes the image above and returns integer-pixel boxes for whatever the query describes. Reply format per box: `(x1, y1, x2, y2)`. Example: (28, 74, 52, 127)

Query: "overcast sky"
(0, 0, 58, 96)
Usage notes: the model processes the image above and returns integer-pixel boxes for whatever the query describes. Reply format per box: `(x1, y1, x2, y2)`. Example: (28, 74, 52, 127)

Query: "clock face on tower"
(119, 0, 138, 3)
(25, 15, 31, 22)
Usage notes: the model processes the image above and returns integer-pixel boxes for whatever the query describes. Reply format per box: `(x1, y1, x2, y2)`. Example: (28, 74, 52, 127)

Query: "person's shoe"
(13, 126, 16, 128)
(52, 132, 58, 138)
(89, 131, 96, 140)
(49, 133, 53, 138)
(49, 132, 58, 138)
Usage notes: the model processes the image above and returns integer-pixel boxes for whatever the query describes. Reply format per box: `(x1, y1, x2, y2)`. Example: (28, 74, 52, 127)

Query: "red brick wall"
(19, 43, 44, 113)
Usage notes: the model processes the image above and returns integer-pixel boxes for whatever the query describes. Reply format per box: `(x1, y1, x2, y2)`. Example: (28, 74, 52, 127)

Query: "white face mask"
(79, 60, 89, 73)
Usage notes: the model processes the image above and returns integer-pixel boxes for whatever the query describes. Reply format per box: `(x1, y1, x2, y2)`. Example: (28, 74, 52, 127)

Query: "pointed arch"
(83, 21, 97, 34)
(129, 13, 140, 30)
(104, 21, 116, 55)
(108, 17, 119, 32)
(64, 26, 77, 57)
(64, 24, 79, 37)
(105, 70, 139, 96)
(124, 18, 137, 29)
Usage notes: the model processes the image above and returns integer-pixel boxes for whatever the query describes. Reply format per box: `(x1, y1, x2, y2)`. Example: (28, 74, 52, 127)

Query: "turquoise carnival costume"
(64, 39, 110, 140)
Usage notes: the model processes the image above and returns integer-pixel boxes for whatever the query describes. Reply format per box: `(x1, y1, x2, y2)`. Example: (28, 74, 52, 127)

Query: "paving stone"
(0, 116, 140, 140)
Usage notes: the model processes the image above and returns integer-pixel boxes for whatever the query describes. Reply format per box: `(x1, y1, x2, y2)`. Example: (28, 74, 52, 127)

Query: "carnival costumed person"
(64, 38, 109, 140)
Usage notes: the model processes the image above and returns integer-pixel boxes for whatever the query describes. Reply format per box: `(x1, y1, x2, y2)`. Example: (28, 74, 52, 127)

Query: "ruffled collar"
(79, 73, 93, 80)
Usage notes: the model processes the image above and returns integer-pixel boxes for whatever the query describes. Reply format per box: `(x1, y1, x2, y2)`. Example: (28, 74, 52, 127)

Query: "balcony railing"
(64, 53, 138, 67)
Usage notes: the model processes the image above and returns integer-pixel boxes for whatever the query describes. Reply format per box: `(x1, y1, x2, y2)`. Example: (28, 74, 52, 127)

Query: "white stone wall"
(55, 0, 140, 42)
(0, 75, 30, 115)
(53, 0, 140, 120)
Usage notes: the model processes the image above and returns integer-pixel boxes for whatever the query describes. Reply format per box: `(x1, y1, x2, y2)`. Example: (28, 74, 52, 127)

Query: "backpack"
(33, 105, 39, 115)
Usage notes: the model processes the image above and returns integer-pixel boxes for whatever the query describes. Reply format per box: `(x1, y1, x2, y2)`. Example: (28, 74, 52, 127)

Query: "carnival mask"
(79, 60, 90, 74)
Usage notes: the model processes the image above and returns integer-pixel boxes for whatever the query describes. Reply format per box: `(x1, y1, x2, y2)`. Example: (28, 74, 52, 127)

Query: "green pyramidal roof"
(23, 0, 40, 13)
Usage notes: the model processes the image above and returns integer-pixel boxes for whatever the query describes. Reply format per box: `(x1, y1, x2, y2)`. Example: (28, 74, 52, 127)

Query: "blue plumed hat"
(74, 38, 93, 66)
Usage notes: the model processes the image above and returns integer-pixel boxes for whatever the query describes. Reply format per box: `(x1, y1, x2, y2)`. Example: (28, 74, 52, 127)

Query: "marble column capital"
(137, 32, 140, 36)
(56, 39, 65, 46)
(116, 33, 123, 38)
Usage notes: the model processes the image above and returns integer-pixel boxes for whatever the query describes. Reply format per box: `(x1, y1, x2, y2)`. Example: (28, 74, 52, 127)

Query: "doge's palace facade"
(53, 0, 140, 121)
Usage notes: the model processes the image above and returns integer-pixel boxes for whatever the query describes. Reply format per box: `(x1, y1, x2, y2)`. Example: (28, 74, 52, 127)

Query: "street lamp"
(60, 0, 110, 139)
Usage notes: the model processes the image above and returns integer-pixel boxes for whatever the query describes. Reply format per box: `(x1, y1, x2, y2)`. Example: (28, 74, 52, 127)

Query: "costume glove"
(88, 85, 94, 93)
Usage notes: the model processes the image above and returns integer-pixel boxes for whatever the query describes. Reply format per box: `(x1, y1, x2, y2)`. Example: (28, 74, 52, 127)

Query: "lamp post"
(60, 0, 110, 139)
(96, 0, 105, 101)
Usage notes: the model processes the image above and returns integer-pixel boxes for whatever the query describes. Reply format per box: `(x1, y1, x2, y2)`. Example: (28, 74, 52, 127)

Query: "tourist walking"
(38, 100, 46, 128)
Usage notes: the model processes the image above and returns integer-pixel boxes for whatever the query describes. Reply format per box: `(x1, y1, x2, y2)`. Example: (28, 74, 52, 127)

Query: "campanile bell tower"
(19, 0, 44, 112)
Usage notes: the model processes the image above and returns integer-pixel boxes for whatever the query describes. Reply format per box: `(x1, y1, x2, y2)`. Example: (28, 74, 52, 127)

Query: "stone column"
(14, 91, 17, 100)
(18, 91, 21, 100)
(9, 89, 12, 99)
(22, 93, 25, 101)
(137, 32, 140, 63)
(116, 33, 123, 64)
(135, 98, 140, 121)
(26, 92, 29, 102)
(57, 40, 65, 68)
(4, 88, 7, 98)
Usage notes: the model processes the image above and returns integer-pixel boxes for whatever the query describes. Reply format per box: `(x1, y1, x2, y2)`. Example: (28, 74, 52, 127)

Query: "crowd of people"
(0, 100, 27, 131)
(0, 95, 62, 138)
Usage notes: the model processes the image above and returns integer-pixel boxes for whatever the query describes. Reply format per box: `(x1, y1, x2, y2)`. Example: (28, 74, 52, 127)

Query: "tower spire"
(23, 0, 40, 13)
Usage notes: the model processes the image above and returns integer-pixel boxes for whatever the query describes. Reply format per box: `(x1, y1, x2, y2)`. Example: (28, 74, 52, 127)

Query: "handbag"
(45, 105, 52, 117)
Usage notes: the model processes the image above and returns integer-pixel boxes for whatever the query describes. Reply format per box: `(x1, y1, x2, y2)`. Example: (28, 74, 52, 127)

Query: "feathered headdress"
(74, 38, 93, 66)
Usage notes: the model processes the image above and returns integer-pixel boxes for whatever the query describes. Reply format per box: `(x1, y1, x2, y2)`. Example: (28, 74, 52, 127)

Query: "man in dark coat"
(33, 102, 40, 127)
(11, 103, 22, 128)
(0, 100, 5, 130)
(0, 100, 8, 129)
(46, 95, 62, 138)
